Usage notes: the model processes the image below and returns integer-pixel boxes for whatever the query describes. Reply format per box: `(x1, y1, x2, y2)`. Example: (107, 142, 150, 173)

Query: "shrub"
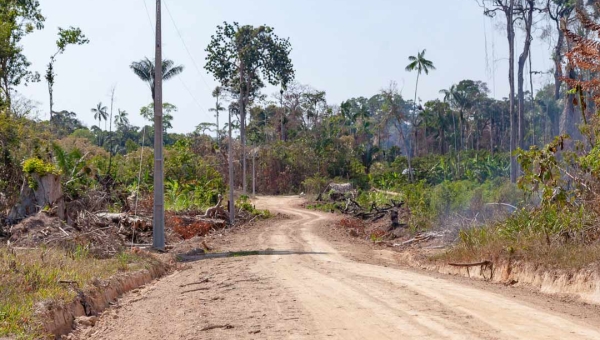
(22, 158, 61, 189)
(302, 174, 328, 195)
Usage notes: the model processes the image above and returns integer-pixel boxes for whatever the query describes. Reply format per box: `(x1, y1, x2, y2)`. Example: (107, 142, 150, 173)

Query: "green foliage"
(306, 202, 340, 213)
(205, 22, 294, 91)
(454, 204, 597, 265)
(130, 58, 184, 100)
(0, 0, 45, 108)
(516, 136, 571, 206)
(139, 102, 176, 132)
(236, 195, 271, 218)
(430, 180, 478, 215)
(22, 157, 60, 189)
(0, 247, 155, 339)
(22, 158, 59, 177)
(301, 174, 328, 195)
(55, 26, 89, 52)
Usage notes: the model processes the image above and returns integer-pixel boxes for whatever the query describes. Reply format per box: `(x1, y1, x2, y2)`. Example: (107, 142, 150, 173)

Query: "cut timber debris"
(201, 194, 229, 222)
(317, 183, 355, 201)
(393, 232, 444, 247)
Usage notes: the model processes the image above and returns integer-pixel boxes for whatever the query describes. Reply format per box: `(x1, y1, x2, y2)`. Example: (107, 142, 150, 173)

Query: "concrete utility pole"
(153, 0, 165, 250)
(228, 107, 235, 224)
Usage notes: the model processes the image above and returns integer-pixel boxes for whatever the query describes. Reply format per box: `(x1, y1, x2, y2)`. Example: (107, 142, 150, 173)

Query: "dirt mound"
(9, 212, 65, 245)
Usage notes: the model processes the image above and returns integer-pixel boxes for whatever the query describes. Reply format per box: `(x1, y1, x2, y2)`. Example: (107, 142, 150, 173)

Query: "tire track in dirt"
(253, 196, 600, 340)
(74, 196, 600, 339)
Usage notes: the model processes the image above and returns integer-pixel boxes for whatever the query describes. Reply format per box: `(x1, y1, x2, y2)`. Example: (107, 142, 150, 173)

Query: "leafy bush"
(22, 158, 61, 189)
(301, 174, 328, 195)
(22, 158, 60, 177)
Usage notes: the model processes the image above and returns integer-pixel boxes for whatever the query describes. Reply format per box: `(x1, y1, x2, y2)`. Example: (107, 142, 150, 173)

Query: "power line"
(163, 0, 214, 93)
(141, 0, 154, 32)
(177, 75, 208, 113)
(139, 0, 208, 116)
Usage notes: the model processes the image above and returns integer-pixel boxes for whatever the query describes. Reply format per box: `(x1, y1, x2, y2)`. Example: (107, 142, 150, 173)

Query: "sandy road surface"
(78, 196, 600, 340)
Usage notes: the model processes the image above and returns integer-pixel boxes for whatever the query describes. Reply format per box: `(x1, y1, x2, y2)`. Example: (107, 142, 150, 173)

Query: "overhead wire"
(141, 0, 154, 31)
(140, 0, 209, 116)
(163, 0, 214, 93)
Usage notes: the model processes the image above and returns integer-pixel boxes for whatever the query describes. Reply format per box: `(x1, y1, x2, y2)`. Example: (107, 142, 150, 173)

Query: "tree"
(140, 102, 176, 133)
(547, 0, 575, 101)
(130, 57, 184, 100)
(45, 27, 88, 121)
(195, 122, 217, 135)
(515, 0, 541, 151)
(0, 0, 45, 110)
(209, 86, 225, 148)
(561, 4, 600, 141)
(205, 21, 295, 194)
(114, 109, 129, 127)
(481, 0, 518, 182)
(91, 102, 107, 146)
(49, 110, 84, 137)
(381, 82, 412, 175)
(405, 49, 435, 180)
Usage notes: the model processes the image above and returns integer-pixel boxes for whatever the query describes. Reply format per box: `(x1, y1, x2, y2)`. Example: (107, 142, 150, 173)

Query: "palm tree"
(209, 86, 225, 148)
(405, 50, 435, 167)
(130, 57, 184, 100)
(91, 102, 108, 146)
(114, 109, 129, 127)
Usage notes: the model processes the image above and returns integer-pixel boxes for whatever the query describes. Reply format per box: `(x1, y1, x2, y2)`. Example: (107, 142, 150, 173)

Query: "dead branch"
(179, 277, 210, 288)
(448, 261, 492, 267)
(201, 324, 234, 331)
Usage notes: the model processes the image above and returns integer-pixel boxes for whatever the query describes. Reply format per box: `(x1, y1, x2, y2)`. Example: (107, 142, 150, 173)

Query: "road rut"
(79, 196, 600, 339)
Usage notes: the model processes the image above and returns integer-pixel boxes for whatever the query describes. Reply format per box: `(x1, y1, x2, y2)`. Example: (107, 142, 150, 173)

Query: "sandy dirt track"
(77, 196, 600, 339)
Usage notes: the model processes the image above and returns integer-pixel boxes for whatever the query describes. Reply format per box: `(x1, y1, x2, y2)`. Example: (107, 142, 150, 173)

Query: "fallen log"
(448, 261, 494, 280)
(448, 261, 492, 267)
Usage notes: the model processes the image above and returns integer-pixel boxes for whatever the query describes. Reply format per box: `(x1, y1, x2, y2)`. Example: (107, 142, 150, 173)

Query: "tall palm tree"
(130, 57, 184, 100)
(209, 86, 225, 148)
(405, 49, 435, 167)
(91, 102, 108, 146)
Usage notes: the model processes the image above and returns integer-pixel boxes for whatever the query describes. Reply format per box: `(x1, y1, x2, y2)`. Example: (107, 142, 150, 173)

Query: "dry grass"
(0, 246, 156, 339)
(438, 230, 600, 271)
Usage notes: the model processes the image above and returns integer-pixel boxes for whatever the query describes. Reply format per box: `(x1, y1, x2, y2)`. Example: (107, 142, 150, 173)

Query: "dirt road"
(79, 196, 600, 339)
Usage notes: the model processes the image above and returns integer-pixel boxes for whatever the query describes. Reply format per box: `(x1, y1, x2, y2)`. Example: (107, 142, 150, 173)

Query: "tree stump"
(8, 174, 65, 221)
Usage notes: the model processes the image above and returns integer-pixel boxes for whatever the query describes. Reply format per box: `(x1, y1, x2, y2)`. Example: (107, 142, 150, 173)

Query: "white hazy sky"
(17, 0, 556, 133)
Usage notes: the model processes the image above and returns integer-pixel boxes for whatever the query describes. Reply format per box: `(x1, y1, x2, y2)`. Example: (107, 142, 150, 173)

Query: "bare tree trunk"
(280, 90, 285, 141)
(252, 150, 256, 196)
(238, 64, 247, 195)
(506, 0, 518, 183)
(517, 0, 534, 151)
(216, 94, 221, 149)
(228, 108, 235, 224)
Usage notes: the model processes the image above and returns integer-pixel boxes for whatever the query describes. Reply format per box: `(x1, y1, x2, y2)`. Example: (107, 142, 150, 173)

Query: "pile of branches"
(342, 198, 407, 229)
(8, 211, 129, 258)
(5, 193, 238, 256)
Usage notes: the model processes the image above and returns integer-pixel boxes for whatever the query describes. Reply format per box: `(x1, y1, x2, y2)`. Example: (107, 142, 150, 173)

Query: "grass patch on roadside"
(306, 202, 340, 213)
(437, 205, 600, 270)
(0, 246, 157, 339)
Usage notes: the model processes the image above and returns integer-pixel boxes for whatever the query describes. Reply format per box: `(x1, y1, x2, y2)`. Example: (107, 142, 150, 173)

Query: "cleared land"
(75, 196, 600, 340)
